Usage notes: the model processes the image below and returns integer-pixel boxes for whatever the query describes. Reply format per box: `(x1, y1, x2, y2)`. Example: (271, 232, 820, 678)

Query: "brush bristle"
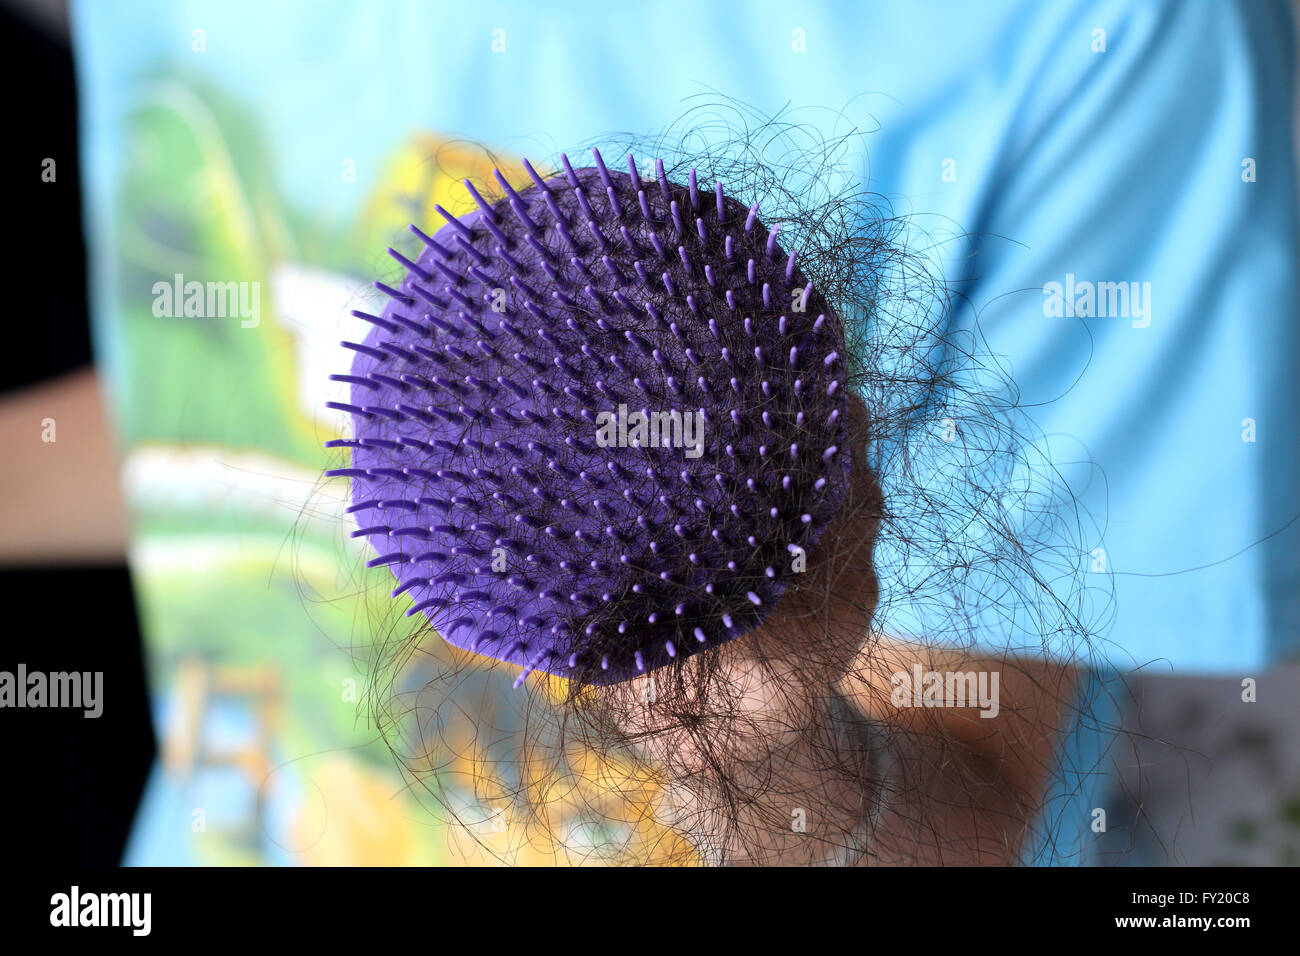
(328, 149, 850, 684)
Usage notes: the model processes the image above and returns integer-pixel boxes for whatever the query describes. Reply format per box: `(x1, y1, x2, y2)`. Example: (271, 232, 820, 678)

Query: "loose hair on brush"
(305, 100, 1116, 865)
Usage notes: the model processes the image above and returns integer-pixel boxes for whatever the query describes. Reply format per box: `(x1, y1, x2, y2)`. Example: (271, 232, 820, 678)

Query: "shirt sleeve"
(933, 0, 1300, 671)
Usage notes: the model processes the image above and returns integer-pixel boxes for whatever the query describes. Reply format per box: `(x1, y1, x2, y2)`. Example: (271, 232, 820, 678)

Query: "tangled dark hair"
(307, 99, 1116, 866)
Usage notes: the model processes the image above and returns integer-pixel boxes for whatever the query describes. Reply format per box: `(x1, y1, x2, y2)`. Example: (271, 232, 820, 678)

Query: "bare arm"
(0, 367, 127, 564)
(614, 405, 1078, 865)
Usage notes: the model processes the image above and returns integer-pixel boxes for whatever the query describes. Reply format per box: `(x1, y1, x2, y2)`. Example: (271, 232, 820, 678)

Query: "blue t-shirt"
(75, 0, 1300, 672)
(72, 0, 1298, 867)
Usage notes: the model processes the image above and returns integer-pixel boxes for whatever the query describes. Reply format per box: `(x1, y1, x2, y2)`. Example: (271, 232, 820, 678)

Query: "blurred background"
(1, 0, 1298, 866)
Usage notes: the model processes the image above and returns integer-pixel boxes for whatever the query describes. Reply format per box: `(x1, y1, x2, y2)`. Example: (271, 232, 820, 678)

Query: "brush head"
(329, 150, 850, 685)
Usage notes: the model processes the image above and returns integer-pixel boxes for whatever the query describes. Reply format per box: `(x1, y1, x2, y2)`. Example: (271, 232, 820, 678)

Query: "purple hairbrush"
(328, 149, 850, 685)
